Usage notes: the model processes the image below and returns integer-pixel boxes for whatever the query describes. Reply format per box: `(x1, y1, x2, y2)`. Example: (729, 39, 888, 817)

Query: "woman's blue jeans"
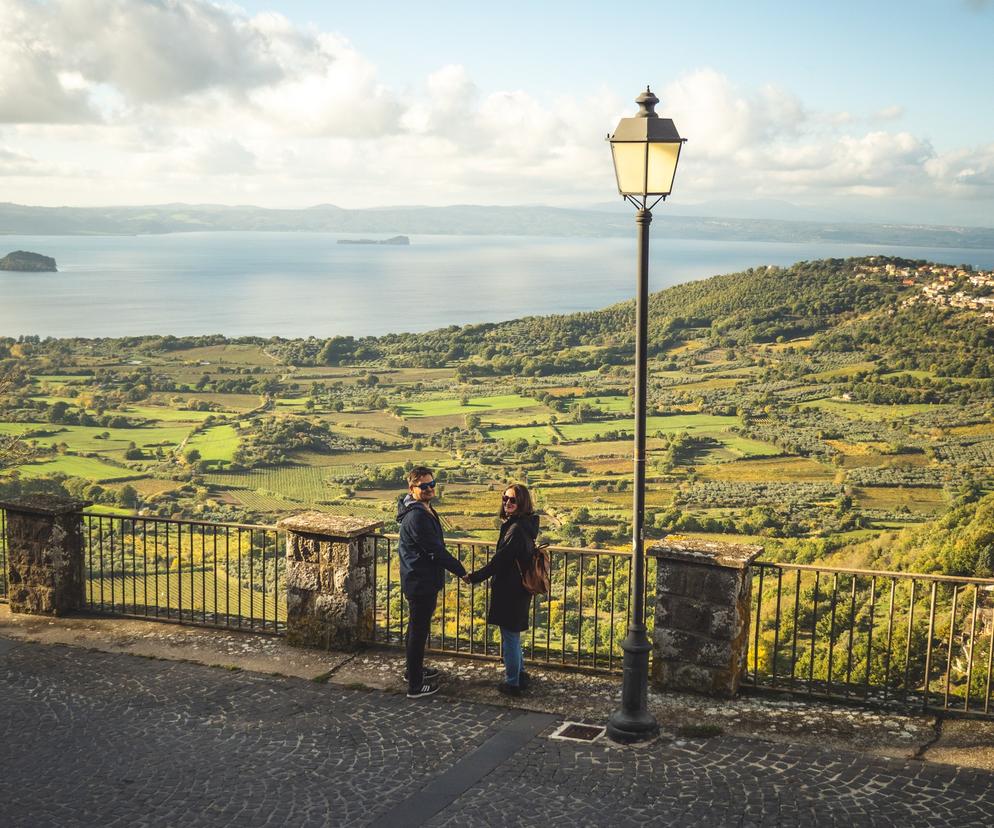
(500, 627, 523, 686)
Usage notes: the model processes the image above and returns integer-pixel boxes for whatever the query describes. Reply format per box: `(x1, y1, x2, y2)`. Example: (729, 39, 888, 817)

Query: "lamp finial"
(635, 87, 658, 119)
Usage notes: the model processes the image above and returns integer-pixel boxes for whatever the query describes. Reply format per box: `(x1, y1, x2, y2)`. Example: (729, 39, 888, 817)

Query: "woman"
(465, 483, 539, 696)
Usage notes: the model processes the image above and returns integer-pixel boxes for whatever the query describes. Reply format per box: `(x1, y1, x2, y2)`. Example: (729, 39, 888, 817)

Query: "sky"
(1, 0, 993, 225)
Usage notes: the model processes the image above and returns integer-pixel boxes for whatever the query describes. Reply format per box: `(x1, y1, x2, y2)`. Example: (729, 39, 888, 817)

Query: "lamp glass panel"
(611, 142, 649, 195)
(646, 142, 681, 195)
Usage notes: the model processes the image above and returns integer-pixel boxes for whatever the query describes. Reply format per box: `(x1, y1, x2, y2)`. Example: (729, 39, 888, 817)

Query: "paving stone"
(1, 640, 993, 827)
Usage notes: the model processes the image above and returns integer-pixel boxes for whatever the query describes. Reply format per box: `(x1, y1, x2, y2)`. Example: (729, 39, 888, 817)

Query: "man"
(397, 466, 466, 698)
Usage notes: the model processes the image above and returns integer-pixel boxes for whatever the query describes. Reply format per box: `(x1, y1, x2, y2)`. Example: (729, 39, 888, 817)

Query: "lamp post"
(606, 86, 685, 744)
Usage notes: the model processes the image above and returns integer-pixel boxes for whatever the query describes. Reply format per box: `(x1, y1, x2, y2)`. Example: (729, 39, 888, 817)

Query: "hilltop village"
(858, 260, 994, 320)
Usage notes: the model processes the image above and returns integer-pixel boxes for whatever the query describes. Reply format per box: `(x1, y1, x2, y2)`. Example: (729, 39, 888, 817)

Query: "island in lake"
(337, 235, 410, 246)
(0, 250, 58, 272)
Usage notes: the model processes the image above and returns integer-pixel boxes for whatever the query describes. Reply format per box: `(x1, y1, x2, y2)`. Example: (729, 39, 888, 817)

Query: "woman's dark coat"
(467, 513, 540, 632)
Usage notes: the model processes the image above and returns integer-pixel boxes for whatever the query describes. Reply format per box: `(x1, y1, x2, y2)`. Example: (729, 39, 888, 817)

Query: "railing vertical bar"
(545, 551, 552, 664)
(882, 579, 896, 702)
(943, 585, 958, 711)
(469, 546, 476, 655)
(561, 552, 568, 665)
(225, 528, 231, 626)
(923, 581, 938, 711)
(156, 522, 162, 619)
(844, 574, 858, 698)
(212, 526, 219, 627)
(593, 555, 600, 670)
(752, 566, 764, 685)
(903, 580, 917, 703)
(189, 524, 195, 625)
(808, 572, 820, 695)
(453, 542, 460, 653)
(771, 568, 783, 686)
(86, 516, 94, 608)
(863, 577, 876, 701)
(98, 517, 105, 611)
(965, 586, 979, 713)
(609, 556, 617, 672)
(385, 536, 392, 642)
(261, 530, 268, 632)
(440, 546, 447, 653)
(985, 602, 994, 715)
(130, 519, 136, 613)
(577, 553, 584, 667)
(142, 520, 149, 617)
(175, 522, 181, 618)
(827, 573, 839, 697)
(236, 528, 243, 628)
(109, 518, 117, 614)
(790, 569, 801, 684)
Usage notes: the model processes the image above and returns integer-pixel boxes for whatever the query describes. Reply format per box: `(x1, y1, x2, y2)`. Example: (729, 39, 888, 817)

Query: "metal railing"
(0, 507, 8, 602)
(370, 534, 655, 673)
(82, 512, 285, 633)
(747, 561, 994, 715)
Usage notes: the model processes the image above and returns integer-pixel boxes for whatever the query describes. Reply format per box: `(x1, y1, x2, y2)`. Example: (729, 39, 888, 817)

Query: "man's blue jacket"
(396, 494, 467, 596)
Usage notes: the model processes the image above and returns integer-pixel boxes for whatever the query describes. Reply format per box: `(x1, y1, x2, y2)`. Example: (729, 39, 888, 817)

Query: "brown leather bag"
(516, 538, 551, 596)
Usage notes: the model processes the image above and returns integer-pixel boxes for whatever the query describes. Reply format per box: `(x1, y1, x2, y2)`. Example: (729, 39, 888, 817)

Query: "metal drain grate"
(549, 722, 606, 743)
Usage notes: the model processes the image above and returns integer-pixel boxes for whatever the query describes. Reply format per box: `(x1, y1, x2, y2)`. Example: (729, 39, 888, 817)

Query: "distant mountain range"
(1, 201, 993, 249)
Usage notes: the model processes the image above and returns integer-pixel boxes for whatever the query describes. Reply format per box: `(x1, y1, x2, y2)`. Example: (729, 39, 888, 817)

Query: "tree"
(118, 484, 139, 509)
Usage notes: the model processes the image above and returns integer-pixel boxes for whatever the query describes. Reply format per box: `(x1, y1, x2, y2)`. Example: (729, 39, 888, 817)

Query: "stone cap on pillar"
(649, 535, 763, 570)
(0, 495, 90, 517)
(276, 511, 383, 539)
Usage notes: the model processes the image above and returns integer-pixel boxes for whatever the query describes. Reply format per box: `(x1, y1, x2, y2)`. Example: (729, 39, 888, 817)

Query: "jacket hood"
(396, 493, 419, 521)
(508, 512, 540, 540)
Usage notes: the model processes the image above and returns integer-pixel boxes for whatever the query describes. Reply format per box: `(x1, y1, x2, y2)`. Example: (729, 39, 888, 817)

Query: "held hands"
(461, 573, 472, 583)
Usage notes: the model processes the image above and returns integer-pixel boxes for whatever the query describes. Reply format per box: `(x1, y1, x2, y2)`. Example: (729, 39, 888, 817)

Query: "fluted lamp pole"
(606, 86, 685, 744)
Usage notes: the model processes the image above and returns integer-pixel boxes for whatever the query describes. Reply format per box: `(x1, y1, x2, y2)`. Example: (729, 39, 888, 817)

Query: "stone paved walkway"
(2, 637, 993, 827)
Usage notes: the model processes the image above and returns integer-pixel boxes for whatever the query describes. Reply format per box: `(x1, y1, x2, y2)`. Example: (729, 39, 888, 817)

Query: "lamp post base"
(606, 630, 659, 744)
(606, 708, 659, 744)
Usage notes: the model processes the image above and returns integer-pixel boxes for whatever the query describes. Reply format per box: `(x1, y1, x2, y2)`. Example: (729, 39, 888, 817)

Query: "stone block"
(650, 535, 763, 699)
(281, 515, 380, 652)
(285, 560, 319, 592)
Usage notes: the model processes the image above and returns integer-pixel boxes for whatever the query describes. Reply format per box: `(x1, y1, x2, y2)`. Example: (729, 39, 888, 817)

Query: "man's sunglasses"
(502, 495, 517, 505)
(416, 480, 437, 491)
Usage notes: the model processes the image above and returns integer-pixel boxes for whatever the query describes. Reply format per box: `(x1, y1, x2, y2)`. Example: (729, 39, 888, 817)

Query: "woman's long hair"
(499, 482, 534, 520)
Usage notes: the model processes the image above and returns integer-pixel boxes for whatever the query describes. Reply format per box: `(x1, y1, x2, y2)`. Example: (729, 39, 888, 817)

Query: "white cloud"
(0, 1, 990, 224)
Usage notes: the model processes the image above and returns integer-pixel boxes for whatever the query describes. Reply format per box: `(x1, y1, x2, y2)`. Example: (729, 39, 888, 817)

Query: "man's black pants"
(405, 589, 438, 692)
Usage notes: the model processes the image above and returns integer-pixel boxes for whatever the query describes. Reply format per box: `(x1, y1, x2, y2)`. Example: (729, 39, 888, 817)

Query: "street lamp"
(606, 86, 685, 744)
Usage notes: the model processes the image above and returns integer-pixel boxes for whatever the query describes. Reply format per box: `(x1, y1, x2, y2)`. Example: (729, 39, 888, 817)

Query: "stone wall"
(277, 512, 382, 650)
(1, 496, 86, 616)
(651, 537, 762, 698)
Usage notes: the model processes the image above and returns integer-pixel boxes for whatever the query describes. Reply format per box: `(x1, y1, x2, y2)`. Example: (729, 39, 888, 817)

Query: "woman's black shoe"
(498, 682, 522, 697)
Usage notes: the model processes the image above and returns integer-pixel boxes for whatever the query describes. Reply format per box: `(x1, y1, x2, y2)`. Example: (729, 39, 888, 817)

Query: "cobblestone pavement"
(2, 638, 993, 827)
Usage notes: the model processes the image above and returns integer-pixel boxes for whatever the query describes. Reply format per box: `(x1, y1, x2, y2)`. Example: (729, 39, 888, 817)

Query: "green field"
(401, 394, 538, 418)
(186, 424, 240, 463)
(798, 399, 945, 421)
(15, 455, 142, 482)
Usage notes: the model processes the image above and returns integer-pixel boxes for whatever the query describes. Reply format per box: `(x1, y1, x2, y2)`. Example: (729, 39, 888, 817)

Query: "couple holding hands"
(396, 466, 538, 699)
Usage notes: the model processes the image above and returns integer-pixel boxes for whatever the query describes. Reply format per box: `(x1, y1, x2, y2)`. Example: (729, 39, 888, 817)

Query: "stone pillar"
(1, 496, 87, 616)
(277, 512, 383, 650)
(650, 537, 763, 698)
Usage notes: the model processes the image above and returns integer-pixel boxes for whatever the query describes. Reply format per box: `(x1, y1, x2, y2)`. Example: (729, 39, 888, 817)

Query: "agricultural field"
(4, 256, 994, 574)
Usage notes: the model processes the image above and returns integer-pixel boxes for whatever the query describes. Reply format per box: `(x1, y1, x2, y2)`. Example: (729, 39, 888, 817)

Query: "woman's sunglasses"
(502, 495, 517, 505)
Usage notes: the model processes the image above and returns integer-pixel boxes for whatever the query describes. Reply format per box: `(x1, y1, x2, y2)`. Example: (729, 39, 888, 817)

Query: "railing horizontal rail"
(81, 511, 277, 533)
(753, 560, 994, 586)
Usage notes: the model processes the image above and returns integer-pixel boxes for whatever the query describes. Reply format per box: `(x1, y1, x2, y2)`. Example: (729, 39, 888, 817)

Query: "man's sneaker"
(403, 667, 440, 682)
(498, 682, 522, 697)
(407, 682, 440, 699)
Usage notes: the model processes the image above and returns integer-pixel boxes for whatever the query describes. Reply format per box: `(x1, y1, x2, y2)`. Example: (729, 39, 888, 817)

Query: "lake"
(2, 232, 994, 337)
